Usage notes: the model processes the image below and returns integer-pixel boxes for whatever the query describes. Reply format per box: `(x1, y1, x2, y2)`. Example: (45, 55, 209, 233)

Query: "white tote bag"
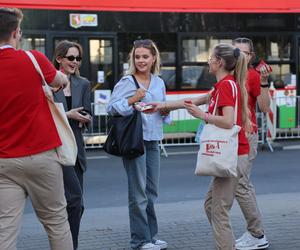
(26, 51, 78, 166)
(195, 80, 241, 178)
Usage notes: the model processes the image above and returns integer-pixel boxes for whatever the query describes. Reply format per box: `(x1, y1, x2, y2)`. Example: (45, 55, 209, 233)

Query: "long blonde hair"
(126, 39, 161, 76)
(213, 43, 251, 131)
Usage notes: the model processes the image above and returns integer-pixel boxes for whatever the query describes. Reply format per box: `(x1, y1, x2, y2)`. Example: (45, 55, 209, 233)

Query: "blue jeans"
(122, 141, 160, 249)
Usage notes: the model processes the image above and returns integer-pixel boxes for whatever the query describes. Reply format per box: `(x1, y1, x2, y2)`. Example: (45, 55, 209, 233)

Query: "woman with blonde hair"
(107, 39, 168, 250)
(151, 43, 251, 250)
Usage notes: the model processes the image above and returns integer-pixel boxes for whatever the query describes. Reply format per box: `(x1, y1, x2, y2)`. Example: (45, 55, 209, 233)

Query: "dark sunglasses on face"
(233, 37, 251, 43)
(64, 55, 82, 62)
(133, 39, 153, 47)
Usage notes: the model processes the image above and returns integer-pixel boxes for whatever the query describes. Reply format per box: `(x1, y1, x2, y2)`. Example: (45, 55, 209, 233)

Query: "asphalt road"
(24, 145, 300, 213)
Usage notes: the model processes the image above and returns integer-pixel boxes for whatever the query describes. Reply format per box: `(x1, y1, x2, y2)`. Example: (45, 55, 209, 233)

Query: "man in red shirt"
(0, 8, 73, 250)
(233, 37, 271, 250)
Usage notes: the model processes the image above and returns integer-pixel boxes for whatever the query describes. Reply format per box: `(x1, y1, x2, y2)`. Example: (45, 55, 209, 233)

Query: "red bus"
(2, 0, 300, 137)
(1, 1, 300, 94)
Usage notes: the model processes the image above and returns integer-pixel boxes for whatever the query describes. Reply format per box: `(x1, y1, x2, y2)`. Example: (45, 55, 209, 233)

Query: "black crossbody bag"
(103, 75, 144, 159)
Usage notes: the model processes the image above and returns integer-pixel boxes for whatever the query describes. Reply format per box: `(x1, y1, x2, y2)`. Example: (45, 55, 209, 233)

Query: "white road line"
(87, 151, 198, 160)
(282, 145, 300, 150)
(161, 151, 198, 156)
(87, 156, 110, 160)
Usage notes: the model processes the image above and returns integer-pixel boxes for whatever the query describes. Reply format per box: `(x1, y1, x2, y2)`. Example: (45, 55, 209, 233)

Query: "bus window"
(253, 36, 292, 62)
(21, 36, 46, 53)
(161, 66, 176, 90)
(160, 50, 176, 90)
(182, 39, 208, 62)
(251, 36, 294, 88)
(269, 64, 291, 88)
(181, 37, 229, 90)
(182, 65, 216, 90)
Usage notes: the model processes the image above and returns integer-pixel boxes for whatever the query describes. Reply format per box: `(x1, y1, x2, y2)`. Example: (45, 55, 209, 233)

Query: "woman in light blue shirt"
(107, 39, 168, 250)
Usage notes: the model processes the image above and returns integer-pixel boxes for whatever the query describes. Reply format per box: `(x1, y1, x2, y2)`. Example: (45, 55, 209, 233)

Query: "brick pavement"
(17, 192, 300, 250)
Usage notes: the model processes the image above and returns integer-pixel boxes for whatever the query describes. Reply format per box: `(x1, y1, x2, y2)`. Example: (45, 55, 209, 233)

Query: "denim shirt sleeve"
(106, 76, 137, 116)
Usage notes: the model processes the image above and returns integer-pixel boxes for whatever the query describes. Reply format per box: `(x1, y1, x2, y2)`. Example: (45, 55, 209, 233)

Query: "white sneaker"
(236, 231, 269, 250)
(236, 231, 250, 244)
(153, 239, 168, 249)
(139, 243, 160, 250)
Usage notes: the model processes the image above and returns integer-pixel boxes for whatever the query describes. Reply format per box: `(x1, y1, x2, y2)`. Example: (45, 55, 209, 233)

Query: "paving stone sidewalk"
(17, 192, 300, 250)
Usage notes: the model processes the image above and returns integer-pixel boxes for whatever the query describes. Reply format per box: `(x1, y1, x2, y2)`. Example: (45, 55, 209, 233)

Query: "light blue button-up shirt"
(106, 74, 167, 141)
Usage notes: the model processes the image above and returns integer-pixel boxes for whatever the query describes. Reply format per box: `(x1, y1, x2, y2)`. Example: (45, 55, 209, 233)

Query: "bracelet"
(162, 102, 168, 113)
(261, 84, 269, 88)
(204, 113, 210, 123)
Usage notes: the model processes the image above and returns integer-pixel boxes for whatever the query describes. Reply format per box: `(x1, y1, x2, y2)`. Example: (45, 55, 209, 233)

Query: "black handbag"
(103, 75, 144, 159)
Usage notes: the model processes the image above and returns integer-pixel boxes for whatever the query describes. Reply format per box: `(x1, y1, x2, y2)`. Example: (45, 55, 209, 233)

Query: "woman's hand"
(259, 64, 271, 83)
(141, 102, 170, 116)
(66, 107, 92, 124)
(184, 102, 205, 119)
(128, 89, 146, 105)
(134, 88, 146, 100)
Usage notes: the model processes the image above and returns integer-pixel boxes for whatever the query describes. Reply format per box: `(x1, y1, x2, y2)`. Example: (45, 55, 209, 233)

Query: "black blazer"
(54, 74, 92, 172)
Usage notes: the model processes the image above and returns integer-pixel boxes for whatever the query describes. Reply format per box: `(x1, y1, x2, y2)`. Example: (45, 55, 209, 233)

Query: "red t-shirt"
(0, 48, 61, 158)
(247, 68, 261, 133)
(208, 75, 249, 155)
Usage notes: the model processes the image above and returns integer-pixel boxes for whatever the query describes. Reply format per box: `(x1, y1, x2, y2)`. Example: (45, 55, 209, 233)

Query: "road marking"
(87, 156, 110, 160)
(87, 151, 198, 159)
(162, 151, 198, 156)
(283, 145, 300, 150)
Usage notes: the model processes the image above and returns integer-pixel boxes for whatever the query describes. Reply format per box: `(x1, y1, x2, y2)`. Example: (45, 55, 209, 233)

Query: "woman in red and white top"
(150, 43, 251, 250)
(185, 43, 250, 250)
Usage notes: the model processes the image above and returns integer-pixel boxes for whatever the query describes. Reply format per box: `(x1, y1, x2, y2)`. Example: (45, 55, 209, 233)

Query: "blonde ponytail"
(235, 52, 252, 132)
(213, 43, 252, 131)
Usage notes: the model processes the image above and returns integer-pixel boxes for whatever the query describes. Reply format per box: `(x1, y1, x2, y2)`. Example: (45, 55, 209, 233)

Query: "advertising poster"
(94, 90, 111, 115)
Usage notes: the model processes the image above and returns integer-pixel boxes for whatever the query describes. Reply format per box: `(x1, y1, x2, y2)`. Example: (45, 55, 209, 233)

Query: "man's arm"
(48, 71, 69, 89)
(257, 67, 271, 113)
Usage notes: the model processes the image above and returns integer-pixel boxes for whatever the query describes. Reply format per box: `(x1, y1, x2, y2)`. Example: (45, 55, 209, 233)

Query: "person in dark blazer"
(52, 40, 92, 250)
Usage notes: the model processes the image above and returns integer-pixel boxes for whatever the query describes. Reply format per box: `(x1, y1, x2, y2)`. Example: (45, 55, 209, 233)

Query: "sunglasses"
(63, 55, 82, 62)
(233, 37, 251, 43)
(133, 39, 153, 47)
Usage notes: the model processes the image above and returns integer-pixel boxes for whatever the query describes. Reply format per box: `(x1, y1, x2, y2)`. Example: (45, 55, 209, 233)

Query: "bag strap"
(212, 80, 238, 124)
(131, 75, 140, 89)
(228, 80, 238, 124)
(25, 51, 53, 101)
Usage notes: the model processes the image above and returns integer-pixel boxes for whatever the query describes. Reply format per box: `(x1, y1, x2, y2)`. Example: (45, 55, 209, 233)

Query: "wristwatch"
(261, 83, 270, 88)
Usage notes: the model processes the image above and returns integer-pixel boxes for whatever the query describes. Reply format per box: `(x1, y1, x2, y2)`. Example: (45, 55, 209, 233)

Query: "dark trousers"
(63, 159, 84, 250)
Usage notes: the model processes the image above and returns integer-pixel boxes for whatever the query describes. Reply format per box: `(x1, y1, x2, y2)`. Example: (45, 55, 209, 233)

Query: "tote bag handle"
(25, 51, 55, 102)
(212, 80, 238, 124)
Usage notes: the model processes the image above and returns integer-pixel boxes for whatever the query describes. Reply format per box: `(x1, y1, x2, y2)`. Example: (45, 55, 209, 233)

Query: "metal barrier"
(83, 95, 300, 154)
(83, 103, 269, 153)
(83, 103, 109, 149)
(271, 95, 300, 140)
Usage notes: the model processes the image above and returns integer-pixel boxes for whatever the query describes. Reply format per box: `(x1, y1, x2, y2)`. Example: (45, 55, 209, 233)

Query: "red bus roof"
(1, 0, 300, 13)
